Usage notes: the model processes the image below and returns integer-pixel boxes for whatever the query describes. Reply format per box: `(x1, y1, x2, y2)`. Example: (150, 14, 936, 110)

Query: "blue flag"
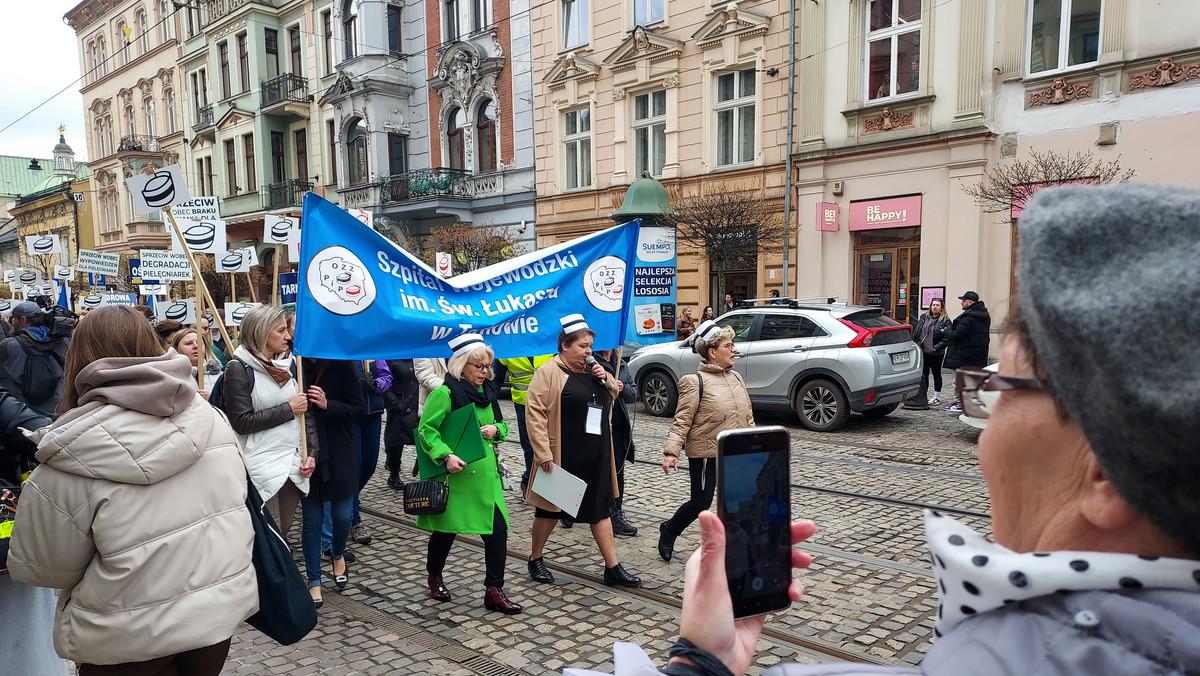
(57, 282, 71, 312)
(295, 192, 640, 359)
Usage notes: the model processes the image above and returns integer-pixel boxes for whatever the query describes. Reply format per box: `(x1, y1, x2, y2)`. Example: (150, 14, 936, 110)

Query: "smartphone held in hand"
(716, 426, 792, 619)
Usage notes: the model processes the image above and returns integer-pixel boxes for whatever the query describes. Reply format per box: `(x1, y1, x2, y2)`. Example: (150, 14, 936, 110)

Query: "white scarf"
(926, 510, 1200, 636)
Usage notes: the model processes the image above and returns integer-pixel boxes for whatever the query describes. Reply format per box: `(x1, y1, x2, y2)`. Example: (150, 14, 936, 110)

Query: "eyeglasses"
(954, 367, 1050, 419)
(469, 362, 492, 372)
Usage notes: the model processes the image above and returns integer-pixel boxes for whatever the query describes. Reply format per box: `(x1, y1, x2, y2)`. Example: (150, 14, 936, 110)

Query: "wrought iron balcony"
(117, 135, 161, 153)
(261, 73, 310, 110)
(380, 168, 472, 203)
(262, 179, 313, 210)
(194, 104, 215, 131)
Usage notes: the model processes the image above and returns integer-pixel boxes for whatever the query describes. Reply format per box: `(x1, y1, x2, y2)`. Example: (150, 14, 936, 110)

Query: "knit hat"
(1016, 183, 1200, 555)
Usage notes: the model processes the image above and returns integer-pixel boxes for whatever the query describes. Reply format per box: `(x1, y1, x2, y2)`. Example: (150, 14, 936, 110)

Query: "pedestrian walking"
(597, 348, 638, 536)
(657, 320, 754, 562)
(8, 305, 257, 675)
(902, 298, 951, 410)
(380, 358, 420, 490)
(524, 314, 641, 588)
(224, 305, 315, 538)
(417, 334, 521, 613)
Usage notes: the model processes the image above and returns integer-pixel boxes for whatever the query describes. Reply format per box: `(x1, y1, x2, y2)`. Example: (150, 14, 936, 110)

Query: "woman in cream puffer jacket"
(8, 306, 257, 674)
(657, 321, 754, 563)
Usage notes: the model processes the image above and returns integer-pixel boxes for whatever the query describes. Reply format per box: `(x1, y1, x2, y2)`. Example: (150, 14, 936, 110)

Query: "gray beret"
(1017, 184, 1200, 555)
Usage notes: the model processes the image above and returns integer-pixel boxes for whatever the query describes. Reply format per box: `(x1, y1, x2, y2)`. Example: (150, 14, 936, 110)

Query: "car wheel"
(795, 379, 850, 432)
(641, 371, 678, 417)
(861, 403, 899, 419)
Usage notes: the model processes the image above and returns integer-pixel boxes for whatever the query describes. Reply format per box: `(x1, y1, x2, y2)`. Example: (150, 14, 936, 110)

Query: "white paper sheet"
(530, 463, 587, 518)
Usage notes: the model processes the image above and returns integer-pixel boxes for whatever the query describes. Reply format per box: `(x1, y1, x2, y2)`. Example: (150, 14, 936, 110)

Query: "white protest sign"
(139, 284, 168, 295)
(15, 269, 42, 288)
(78, 293, 104, 311)
(347, 208, 371, 229)
(2, 270, 15, 283)
(0, 300, 11, 318)
(25, 234, 63, 255)
(224, 302, 261, 327)
(171, 218, 227, 255)
(125, 165, 192, 215)
(436, 252, 452, 278)
(54, 266, 74, 280)
(216, 248, 254, 273)
(139, 250, 194, 280)
(76, 249, 121, 276)
(243, 246, 259, 267)
(263, 214, 301, 245)
(171, 196, 220, 220)
(286, 241, 300, 263)
(156, 298, 196, 325)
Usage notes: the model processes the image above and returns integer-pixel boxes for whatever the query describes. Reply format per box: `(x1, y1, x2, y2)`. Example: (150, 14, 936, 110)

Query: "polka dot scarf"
(925, 510, 1200, 637)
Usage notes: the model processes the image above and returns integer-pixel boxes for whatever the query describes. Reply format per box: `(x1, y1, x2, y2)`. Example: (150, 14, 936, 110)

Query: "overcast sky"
(0, 2, 89, 161)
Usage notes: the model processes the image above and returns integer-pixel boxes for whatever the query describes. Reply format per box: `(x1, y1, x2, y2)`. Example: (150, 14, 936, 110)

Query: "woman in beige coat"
(8, 306, 257, 675)
(658, 320, 754, 562)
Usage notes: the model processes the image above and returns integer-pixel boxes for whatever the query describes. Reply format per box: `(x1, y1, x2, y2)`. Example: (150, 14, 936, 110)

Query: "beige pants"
(265, 480, 304, 537)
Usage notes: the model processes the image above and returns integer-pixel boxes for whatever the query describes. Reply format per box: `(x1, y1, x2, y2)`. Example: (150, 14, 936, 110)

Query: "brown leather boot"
(483, 586, 522, 614)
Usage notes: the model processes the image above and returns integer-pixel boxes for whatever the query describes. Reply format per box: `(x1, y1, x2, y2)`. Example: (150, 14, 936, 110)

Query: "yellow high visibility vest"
(498, 355, 554, 405)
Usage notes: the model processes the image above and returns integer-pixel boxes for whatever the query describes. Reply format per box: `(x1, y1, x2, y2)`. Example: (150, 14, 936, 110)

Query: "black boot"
(611, 508, 638, 537)
(603, 563, 642, 588)
(527, 556, 554, 583)
(657, 522, 676, 562)
(387, 473, 404, 490)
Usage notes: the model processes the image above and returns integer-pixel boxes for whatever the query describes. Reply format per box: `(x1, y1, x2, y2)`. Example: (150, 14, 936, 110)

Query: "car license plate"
(891, 352, 910, 365)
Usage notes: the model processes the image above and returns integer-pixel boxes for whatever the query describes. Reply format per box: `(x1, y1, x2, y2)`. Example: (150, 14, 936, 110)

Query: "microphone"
(585, 355, 603, 379)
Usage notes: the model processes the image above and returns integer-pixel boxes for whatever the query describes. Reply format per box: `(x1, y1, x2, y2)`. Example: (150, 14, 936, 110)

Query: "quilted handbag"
(403, 479, 449, 515)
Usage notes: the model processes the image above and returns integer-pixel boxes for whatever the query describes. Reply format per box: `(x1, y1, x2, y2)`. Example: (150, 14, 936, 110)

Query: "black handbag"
(403, 479, 449, 515)
(244, 477, 318, 645)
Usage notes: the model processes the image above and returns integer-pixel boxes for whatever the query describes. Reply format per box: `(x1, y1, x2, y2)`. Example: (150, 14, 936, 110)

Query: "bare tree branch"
(963, 150, 1135, 213)
(418, 222, 526, 272)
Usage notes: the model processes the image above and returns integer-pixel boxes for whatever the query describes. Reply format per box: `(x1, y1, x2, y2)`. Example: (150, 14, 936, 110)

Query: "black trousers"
(385, 443, 405, 476)
(663, 457, 716, 537)
(922, 351, 946, 393)
(79, 639, 232, 676)
(426, 506, 507, 588)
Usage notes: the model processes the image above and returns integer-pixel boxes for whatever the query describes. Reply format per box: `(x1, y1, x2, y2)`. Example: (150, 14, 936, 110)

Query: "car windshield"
(843, 310, 901, 328)
(716, 314, 755, 341)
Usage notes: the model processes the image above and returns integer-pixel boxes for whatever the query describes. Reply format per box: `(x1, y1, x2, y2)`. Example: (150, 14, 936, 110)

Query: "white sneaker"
(929, 393, 941, 405)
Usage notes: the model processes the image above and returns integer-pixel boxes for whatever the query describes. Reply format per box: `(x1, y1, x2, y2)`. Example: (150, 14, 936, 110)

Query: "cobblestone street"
(220, 391, 984, 675)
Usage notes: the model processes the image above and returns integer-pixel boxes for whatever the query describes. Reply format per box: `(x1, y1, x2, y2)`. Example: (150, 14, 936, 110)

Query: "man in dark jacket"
(934, 291, 990, 412)
(0, 302, 69, 418)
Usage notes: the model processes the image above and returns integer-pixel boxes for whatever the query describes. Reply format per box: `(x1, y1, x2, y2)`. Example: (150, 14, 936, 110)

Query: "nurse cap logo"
(306, 245, 377, 316)
(449, 333, 486, 357)
(18, 270, 37, 284)
(55, 266, 72, 279)
(231, 304, 252, 323)
(33, 236, 55, 253)
(81, 294, 103, 309)
(141, 170, 176, 208)
(560, 313, 590, 334)
(165, 301, 188, 321)
(695, 320, 720, 342)
(219, 250, 243, 272)
(183, 221, 216, 249)
(270, 218, 293, 243)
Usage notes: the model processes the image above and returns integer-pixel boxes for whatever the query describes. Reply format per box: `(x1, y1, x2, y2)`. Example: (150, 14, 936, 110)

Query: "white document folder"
(530, 463, 587, 518)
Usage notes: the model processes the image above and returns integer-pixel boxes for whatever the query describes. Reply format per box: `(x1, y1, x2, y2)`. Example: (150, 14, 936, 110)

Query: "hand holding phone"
(716, 426, 793, 619)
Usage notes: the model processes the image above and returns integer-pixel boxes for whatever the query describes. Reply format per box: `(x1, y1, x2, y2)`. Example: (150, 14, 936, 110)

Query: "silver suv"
(627, 299, 922, 432)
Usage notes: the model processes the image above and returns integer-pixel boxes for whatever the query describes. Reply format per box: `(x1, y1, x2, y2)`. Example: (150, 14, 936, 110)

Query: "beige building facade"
(531, 0, 794, 310)
(66, 0, 185, 254)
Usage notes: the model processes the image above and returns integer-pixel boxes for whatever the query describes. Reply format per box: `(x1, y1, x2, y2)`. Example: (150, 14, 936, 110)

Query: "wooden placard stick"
(163, 206, 236, 353)
(230, 270, 237, 304)
(245, 272, 258, 302)
(272, 243, 281, 306)
(196, 289, 206, 391)
(295, 353, 308, 462)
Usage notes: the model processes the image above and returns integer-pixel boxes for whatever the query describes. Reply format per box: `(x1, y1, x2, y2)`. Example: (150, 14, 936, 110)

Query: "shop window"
(563, 107, 591, 189)
(633, 89, 666, 177)
(866, 0, 921, 101)
(1028, 0, 1102, 75)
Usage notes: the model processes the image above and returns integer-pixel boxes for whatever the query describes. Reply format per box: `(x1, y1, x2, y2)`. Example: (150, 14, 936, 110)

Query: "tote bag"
(244, 476, 318, 644)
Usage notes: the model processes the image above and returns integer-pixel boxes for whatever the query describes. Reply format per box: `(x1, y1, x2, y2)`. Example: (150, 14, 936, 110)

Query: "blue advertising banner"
(295, 193, 640, 359)
(279, 272, 298, 305)
(623, 225, 678, 345)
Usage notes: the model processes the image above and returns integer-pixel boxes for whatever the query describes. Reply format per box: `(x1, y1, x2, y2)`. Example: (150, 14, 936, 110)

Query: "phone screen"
(717, 426, 792, 619)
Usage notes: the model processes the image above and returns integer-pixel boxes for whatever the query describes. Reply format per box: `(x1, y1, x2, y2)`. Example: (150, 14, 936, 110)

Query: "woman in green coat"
(416, 333, 522, 614)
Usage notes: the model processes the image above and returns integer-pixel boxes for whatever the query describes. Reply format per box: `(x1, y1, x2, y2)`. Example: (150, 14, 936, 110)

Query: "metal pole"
(782, 0, 797, 298)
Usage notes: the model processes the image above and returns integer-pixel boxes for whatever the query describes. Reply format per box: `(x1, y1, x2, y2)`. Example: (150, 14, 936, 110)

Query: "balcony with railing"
(193, 104, 215, 138)
(117, 135, 162, 154)
(381, 168, 473, 203)
(261, 74, 310, 118)
(262, 179, 313, 210)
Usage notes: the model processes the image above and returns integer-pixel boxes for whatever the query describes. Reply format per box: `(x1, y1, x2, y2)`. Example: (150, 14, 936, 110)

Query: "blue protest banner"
(279, 272, 299, 305)
(128, 258, 161, 286)
(87, 273, 106, 287)
(101, 292, 138, 307)
(295, 193, 639, 359)
(624, 225, 678, 345)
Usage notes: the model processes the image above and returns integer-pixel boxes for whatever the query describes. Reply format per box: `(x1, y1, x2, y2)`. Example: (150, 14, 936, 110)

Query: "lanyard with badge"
(572, 369, 605, 436)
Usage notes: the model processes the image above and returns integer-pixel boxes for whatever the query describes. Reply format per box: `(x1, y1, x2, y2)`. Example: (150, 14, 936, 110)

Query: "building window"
(388, 133, 408, 175)
(195, 159, 205, 195)
(138, 11, 149, 55)
(866, 0, 921, 101)
(244, 133, 256, 191)
(158, 1, 171, 43)
(477, 100, 497, 173)
(715, 68, 755, 166)
(98, 37, 108, 76)
(474, 0, 491, 31)
(104, 116, 114, 155)
(219, 41, 231, 99)
(117, 22, 129, 66)
(289, 26, 302, 75)
(446, 107, 467, 170)
(265, 28, 279, 78)
(125, 106, 136, 137)
(225, 139, 238, 195)
(327, 119, 338, 184)
(633, 89, 666, 177)
(144, 98, 157, 137)
(563, 0, 588, 48)
(564, 107, 591, 189)
(322, 10, 333, 73)
(237, 33, 249, 93)
(186, 5, 197, 38)
(445, 0, 462, 40)
(295, 129, 308, 183)
(164, 89, 176, 132)
(387, 5, 402, 54)
(1028, 0, 1102, 75)
(342, 0, 357, 60)
(271, 131, 285, 183)
(634, 0, 663, 25)
(346, 118, 368, 185)
(88, 42, 99, 82)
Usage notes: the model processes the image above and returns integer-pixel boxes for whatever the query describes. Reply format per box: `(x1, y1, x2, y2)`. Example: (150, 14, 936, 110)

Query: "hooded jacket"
(0, 328, 69, 417)
(7, 352, 258, 665)
(936, 301, 991, 369)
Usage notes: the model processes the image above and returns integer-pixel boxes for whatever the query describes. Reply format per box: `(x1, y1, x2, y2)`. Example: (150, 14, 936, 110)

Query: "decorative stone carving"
(1027, 77, 1094, 107)
(633, 26, 651, 54)
(1128, 57, 1200, 90)
(613, 88, 627, 100)
(430, 41, 504, 114)
(863, 107, 914, 133)
(662, 75, 680, 88)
